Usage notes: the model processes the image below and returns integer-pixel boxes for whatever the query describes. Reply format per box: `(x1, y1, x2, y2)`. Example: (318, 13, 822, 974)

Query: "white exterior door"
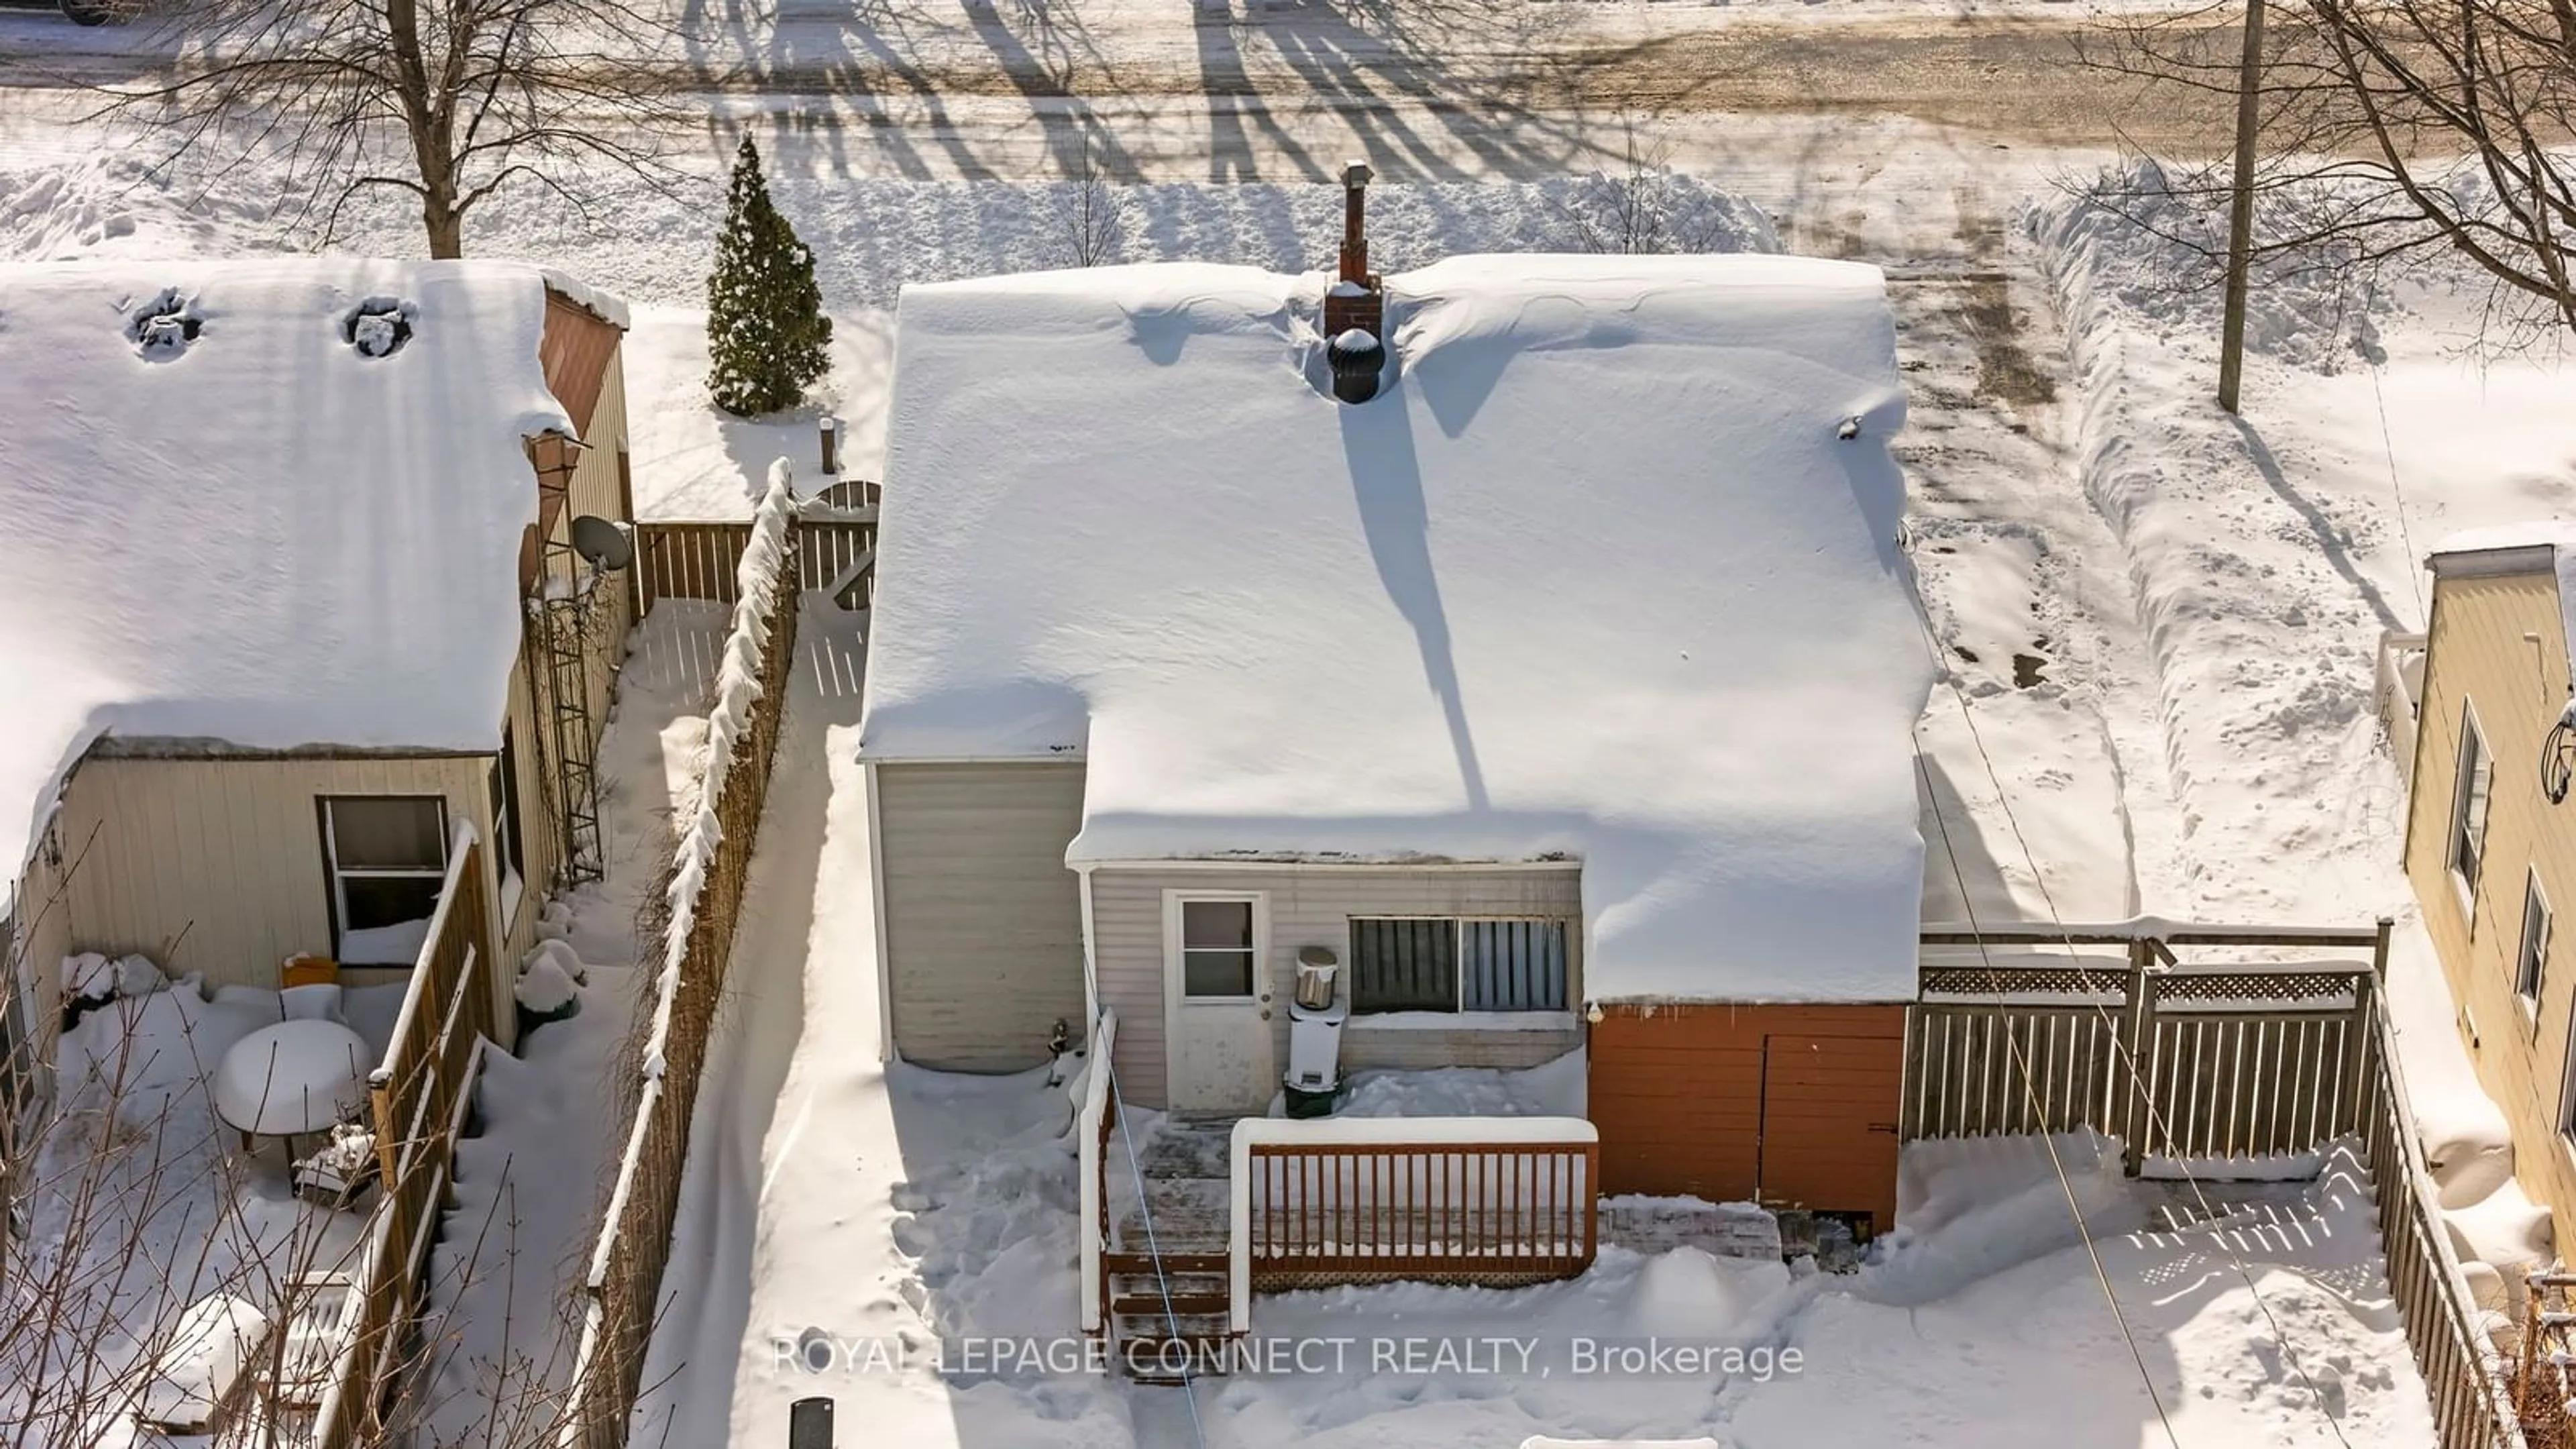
(1165, 892, 1277, 1114)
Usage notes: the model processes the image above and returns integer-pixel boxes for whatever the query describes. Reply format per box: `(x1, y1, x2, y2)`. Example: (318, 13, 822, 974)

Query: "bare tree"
(2081, 0, 2576, 337)
(1051, 138, 1130, 269)
(89, 0, 685, 258)
(1554, 119, 1752, 256)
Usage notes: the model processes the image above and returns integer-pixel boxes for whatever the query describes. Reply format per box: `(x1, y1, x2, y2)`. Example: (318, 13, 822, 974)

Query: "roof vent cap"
(124, 288, 203, 362)
(343, 297, 417, 359)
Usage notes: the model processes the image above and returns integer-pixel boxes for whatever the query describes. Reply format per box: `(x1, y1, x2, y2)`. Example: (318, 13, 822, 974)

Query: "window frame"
(2560, 1014, 2576, 1147)
(1171, 893, 1265, 1002)
(2521, 869, 2554, 1014)
(2450, 700, 2493, 910)
(1346, 915, 1573, 1016)
(318, 795, 450, 967)
(490, 727, 527, 927)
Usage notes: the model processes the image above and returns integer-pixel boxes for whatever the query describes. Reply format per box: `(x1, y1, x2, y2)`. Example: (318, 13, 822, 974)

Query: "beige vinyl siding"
(1089, 865, 1584, 1110)
(492, 655, 557, 975)
(53, 755, 495, 1005)
(8, 812, 80, 1055)
(877, 761, 1087, 1071)
(2406, 567, 2576, 1248)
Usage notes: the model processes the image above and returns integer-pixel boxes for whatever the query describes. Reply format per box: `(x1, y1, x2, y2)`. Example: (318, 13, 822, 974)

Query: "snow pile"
(2033, 160, 2385, 374)
(60, 951, 166, 1006)
(0, 258, 574, 918)
(1333, 1047, 1587, 1119)
(864, 254, 1930, 1001)
(0, 153, 1782, 313)
(517, 938, 590, 1016)
(515, 956, 580, 1016)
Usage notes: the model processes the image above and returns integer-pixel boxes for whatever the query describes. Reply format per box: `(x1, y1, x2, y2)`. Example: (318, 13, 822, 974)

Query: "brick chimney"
(1322, 160, 1385, 404)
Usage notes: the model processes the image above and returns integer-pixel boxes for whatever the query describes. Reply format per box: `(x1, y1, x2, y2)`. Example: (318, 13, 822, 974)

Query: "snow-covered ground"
(7, 5, 2575, 1436)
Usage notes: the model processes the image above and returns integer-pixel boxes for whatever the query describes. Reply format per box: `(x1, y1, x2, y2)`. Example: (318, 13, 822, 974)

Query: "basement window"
(320, 796, 449, 966)
(1349, 918, 1569, 1014)
(2450, 703, 2492, 902)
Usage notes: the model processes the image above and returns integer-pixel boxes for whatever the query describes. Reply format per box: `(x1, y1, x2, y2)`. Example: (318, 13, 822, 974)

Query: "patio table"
(213, 1020, 372, 1144)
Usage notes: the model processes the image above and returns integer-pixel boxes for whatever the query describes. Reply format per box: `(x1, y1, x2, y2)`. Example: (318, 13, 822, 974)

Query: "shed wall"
(875, 761, 1089, 1071)
(1589, 1002, 1907, 1232)
(54, 754, 494, 998)
(1089, 864, 1584, 1110)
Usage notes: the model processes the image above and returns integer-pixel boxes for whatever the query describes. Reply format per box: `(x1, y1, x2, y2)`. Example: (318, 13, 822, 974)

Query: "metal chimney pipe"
(1338, 160, 1373, 284)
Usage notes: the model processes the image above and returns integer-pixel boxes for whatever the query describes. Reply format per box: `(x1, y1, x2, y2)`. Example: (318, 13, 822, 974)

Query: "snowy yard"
(5, 1, 2574, 1436)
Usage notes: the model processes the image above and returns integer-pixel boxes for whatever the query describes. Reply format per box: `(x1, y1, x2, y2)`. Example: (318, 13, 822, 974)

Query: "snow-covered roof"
(0, 258, 577, 918)
(860, 254, 1932, 1002)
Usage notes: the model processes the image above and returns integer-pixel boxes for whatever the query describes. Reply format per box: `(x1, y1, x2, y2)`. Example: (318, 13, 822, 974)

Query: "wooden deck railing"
(1907, 922, 2386, 1175)
(1078, 1011, 1118, 1340)
(1912, 921, 2516, 1449)
(1228, 1118, 1597, 1326)
(311, 827, 493, 1449)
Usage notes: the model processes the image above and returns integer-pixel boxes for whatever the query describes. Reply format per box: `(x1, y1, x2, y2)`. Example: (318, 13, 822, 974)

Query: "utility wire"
(1917, 748, 2188, 1449)
(1909, 593, 2358, 1449)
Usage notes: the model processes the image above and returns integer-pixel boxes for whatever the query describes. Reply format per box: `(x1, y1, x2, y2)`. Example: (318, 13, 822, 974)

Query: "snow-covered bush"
(706, 137, 831, 417)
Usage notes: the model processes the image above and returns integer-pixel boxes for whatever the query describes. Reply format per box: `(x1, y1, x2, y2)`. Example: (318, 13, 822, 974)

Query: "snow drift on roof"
(0, 258, 573, 916)
(859, 254, 1931, 1001)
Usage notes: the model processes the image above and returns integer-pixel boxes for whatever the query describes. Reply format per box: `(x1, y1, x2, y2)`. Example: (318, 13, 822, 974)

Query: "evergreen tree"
(706, 136, 832, 417)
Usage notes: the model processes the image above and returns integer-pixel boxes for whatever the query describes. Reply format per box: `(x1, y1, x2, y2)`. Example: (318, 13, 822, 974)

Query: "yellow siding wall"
(53, 755, 494, 996)
(2407, 568, 2576, 1248)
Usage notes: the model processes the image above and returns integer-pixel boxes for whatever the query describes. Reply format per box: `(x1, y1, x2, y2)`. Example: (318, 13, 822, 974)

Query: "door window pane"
(1181, 899, 1256, 998)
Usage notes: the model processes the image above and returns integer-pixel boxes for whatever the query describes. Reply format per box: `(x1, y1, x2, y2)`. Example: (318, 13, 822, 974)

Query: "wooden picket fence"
(636, 513, 874, 611)
(555, 504, 804, 1449)
(1911, 922, 2516, 1449)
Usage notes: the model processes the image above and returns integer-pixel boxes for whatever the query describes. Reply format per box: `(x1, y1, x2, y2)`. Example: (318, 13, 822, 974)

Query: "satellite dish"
(570, 515, 633, 572)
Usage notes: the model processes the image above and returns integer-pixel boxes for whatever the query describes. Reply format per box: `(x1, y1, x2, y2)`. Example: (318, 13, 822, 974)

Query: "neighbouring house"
(859, 178, 1933, 1231)
(2398, 526, 2576, 1252)
(0, 258, 637, 1067)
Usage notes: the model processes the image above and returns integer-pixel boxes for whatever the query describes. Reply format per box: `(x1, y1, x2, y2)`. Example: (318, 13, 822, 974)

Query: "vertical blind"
(1349, 918, 1568, 1013)
(1461, 919, 1569, 1012)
